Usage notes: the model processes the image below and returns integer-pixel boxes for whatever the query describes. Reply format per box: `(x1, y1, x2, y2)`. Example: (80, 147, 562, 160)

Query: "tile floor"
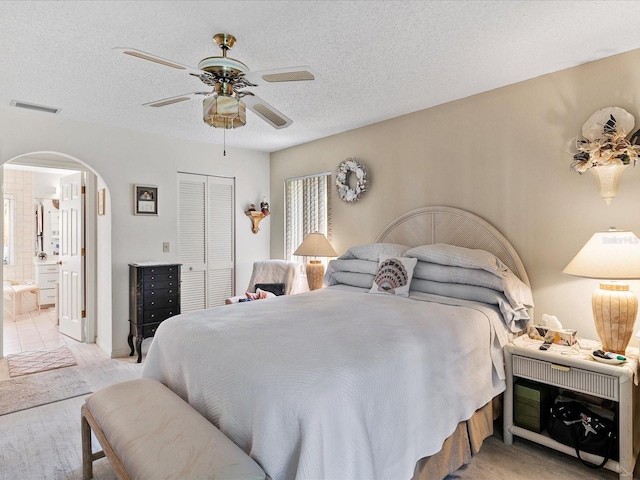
(2, 306, 77, 355)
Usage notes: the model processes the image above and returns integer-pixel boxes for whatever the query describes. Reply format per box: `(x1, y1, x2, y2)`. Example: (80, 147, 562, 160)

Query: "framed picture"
(134, 185, 158, 215)
(97, 188, 106, 215)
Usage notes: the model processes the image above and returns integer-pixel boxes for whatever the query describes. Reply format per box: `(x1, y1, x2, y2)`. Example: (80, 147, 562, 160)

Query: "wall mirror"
(35, 198, 60, 258)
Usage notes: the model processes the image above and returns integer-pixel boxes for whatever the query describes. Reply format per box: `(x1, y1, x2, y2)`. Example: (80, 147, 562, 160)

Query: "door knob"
(57, 261, 62, 265)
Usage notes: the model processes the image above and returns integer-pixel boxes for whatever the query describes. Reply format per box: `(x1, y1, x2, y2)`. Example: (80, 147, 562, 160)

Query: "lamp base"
(306, 260, 324, 291)
(592, 282, 638, 354)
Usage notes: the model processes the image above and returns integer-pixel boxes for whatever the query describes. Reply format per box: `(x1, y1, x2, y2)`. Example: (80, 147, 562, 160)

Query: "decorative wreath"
(336, 158, 368, 203)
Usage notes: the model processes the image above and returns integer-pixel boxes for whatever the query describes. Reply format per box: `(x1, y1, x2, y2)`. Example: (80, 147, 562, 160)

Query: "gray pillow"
(339, 243, 409, 262)
(405, 244, 509, 278)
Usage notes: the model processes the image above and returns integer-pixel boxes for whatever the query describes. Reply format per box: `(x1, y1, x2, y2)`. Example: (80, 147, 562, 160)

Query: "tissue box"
(527, 326, 577, 346)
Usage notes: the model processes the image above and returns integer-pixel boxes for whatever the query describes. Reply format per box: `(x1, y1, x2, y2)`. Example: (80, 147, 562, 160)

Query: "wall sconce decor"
(245, 197, 269, 234)
(569, 106, 640, 205)
(563, 228, 640, 353)
(293, 232, 337, 290)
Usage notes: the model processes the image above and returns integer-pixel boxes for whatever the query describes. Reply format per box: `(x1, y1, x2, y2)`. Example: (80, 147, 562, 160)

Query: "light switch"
(162, 242, 170, 253)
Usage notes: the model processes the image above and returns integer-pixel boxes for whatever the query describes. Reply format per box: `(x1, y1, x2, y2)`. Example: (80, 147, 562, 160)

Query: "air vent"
(11, 100, 60, 114)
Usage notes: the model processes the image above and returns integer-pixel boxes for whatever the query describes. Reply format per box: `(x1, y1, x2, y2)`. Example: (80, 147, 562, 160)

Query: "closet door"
(207, 176, 234, 306)
(178, 173, 234, 312)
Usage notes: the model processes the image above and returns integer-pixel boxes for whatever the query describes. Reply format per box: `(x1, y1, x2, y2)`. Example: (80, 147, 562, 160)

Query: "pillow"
(339, 243, 409, 262)
(369, 256, 417, 297)
(246, 288, 277, 301)
(331, 271, 375, 289)
(410, 278, 504, 305)
(327, 259, 378, 275)
(412, 261, 534, 310)
(405, 243, 509, 278)
(409, 279, 530, 331)
(254, 283, 285, 296)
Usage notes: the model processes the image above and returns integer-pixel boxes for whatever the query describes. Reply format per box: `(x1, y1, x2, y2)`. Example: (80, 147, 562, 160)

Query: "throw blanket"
(247, 260, 309, 295)
(143, 288, 508, 480)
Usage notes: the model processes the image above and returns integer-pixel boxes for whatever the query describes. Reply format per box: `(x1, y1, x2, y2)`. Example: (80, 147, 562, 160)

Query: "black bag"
(547, 400, 617, 468)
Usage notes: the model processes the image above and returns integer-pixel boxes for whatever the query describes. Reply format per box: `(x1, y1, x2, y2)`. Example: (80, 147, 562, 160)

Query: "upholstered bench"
(81, 377, 266, 480)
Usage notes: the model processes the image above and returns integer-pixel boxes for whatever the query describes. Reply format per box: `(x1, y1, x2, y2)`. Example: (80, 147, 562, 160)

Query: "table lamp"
(293, 232, 337, 290)
(563, 228, 640, 354)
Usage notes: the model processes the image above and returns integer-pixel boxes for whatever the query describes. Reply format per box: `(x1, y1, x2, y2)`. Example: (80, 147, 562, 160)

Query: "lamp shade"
(293, 233, 337, 258)
(563, 229, 640, 280)
(563, 228, 640, 354)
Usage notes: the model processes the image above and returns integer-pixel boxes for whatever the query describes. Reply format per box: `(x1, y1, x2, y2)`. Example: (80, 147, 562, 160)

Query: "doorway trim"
(0, 151, 109, 359)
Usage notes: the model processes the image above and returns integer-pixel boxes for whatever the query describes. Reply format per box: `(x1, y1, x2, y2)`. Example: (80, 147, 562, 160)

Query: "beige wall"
(271, 48, 640, 344)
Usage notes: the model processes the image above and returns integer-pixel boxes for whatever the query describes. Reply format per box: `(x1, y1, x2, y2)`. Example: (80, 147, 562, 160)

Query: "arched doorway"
(0, 151, 112, 359)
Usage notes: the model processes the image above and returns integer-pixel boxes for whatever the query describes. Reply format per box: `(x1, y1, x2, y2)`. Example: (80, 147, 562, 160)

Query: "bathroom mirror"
(35, 198, 60, 258)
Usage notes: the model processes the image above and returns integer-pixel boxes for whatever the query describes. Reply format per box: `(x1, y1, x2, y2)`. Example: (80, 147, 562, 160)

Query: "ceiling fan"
(115, 33, 317, 130)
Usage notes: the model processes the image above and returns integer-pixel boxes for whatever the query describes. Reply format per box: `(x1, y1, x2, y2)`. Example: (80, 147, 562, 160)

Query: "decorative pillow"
(405, 243, 509, 278)
(246, 288, 277, 301)
(368, 256, 417, 297)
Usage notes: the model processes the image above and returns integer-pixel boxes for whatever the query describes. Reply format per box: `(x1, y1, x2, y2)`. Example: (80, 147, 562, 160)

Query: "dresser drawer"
(144, 279, 178, 290)
(144, 287, 178, 298)
(143, 295, 178, 310)
(37, 272, 59, 288)
(36, 264, 59, 274)
(513, 355, 618, 401)
(143, 307, 179, 324)
(40, 289, 57, 305)
(143, 265, 179, 275)
(143, 272, 178, 283)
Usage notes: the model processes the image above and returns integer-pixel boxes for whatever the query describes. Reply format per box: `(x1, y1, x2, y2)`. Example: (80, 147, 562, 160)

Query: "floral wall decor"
(336, 158, 368, 203)
(569, 106, 640, 204)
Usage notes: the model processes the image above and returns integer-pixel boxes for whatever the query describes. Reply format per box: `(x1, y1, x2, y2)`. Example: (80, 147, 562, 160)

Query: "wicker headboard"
(375, 206, 530, 287)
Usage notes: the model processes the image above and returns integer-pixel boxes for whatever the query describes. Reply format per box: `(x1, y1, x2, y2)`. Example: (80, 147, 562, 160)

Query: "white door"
(178, 173, 207, 312)
(59, 172, 84, 341)
(178, 173, 234, 312)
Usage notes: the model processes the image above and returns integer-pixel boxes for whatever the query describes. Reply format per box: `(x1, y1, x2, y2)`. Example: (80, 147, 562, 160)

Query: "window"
(3, 195, 14, 265)
(285, 172, 332, 261)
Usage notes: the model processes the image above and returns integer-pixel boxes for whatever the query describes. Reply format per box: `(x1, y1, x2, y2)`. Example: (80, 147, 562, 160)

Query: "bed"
(142, 206, 533, 480)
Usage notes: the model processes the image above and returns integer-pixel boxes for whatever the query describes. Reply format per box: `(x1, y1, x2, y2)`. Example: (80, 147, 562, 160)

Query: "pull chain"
(223, 120, 227, 156)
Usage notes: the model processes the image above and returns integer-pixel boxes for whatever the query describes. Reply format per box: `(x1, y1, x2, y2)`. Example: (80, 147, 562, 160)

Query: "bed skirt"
(413, 396, 501, 480)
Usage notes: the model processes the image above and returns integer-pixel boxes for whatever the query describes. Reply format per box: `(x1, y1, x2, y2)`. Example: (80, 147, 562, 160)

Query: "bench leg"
(81, 408, 94, 480)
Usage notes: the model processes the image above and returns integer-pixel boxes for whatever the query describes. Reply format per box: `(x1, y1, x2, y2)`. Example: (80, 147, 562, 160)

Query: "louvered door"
(178, 173, 234, 312)
(207, 176, 234, 306)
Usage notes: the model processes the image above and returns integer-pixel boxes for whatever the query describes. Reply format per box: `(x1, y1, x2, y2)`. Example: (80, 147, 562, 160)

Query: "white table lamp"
(293, 233, 337, 290)
(563, 228, 640, 353)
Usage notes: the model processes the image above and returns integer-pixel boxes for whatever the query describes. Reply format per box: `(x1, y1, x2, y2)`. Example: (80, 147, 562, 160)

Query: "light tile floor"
(2, 307, 77, 355)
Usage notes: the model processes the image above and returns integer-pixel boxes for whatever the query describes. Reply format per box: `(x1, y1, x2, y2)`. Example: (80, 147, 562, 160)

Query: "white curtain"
(285, 173, 331, 261)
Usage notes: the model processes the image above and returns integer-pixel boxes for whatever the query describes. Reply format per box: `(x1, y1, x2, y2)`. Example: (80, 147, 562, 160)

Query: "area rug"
(0, 367, 92, 416)
(7, 345, 77, 377)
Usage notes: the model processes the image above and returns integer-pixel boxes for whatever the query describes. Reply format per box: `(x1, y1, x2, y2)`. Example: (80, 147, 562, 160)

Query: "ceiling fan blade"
(242, 94, 292, 129)
(243, 66, 318, 86)
(142, 92, 209, 108)
(113, 47, 205, 77)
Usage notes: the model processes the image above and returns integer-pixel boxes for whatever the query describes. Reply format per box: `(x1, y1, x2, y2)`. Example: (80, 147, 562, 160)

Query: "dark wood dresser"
(128, 262, 181, 363)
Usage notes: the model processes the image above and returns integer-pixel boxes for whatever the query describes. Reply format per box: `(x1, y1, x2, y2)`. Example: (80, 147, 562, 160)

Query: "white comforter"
(142, 287, 510, 480)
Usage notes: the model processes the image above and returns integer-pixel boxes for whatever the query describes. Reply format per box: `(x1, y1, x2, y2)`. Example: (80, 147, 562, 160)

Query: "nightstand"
(503, 338, 640, 479)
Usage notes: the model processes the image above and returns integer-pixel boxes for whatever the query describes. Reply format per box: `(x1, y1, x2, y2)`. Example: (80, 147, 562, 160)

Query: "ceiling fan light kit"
(203, 95, 246, 129)
(116, 32, 318, 137)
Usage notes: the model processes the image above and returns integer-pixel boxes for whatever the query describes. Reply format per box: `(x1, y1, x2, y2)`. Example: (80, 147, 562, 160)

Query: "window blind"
(285, 172, 331, 261)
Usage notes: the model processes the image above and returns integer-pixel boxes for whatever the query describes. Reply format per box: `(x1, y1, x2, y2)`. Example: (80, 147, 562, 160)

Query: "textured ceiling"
(3, 1, 640, 153)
